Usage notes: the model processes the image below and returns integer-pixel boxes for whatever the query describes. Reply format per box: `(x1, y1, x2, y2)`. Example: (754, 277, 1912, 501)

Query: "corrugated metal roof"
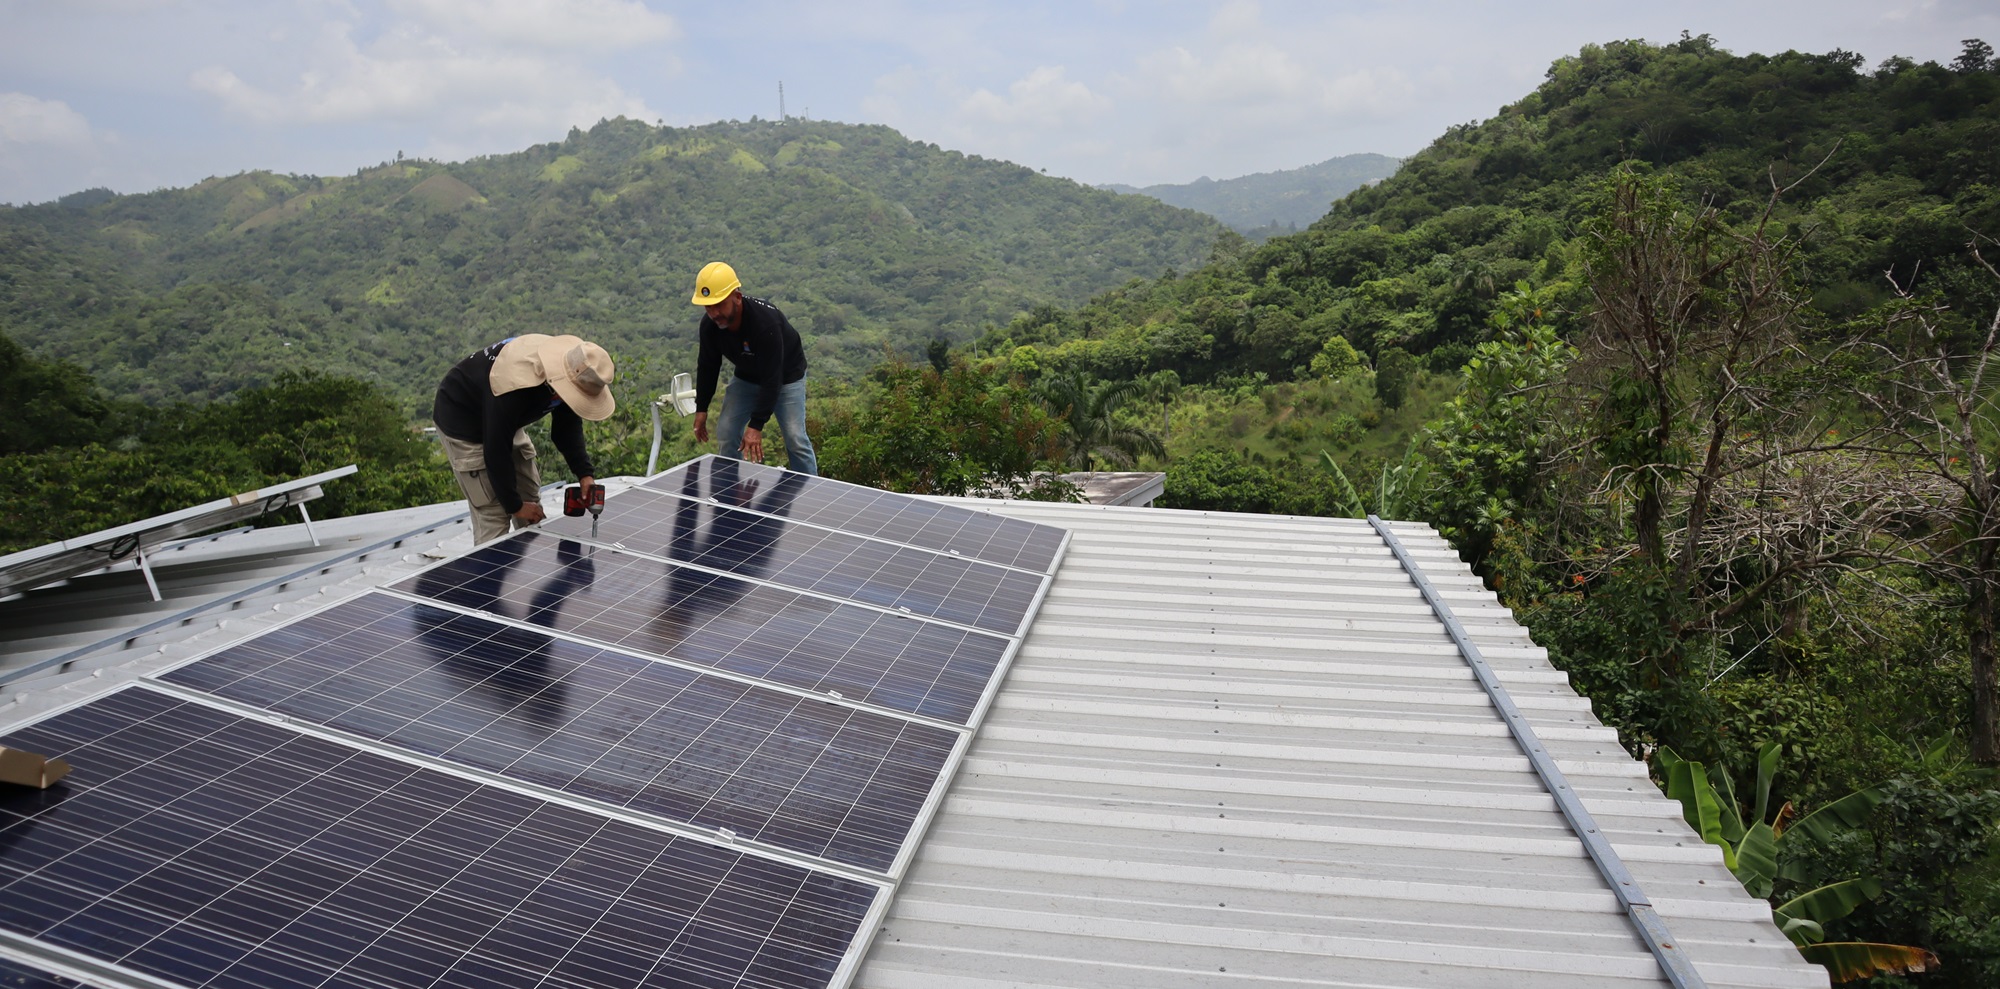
(855, 500, 1828, 989)
(0, 479, 1832, 989)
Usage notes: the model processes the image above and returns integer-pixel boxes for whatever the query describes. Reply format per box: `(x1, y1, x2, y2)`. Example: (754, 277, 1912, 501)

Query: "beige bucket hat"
(488, 334, 616, 420)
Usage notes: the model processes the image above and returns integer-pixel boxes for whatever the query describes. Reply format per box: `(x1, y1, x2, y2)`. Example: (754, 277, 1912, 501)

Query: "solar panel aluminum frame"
(630, 464, 1064, 578)
(380, 528, 1034, 723)
(0, 465, 359, 601)
(137, 598, 974, 884)
(0, 930, 186, 989)
(370, 524, 1076, 885)
(0, 680, 899, 989)
(367, 572, 989, 736)
(539, 512, 1054, 642)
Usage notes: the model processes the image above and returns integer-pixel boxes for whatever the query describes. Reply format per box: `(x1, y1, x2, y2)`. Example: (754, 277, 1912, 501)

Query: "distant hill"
(0, 119, 1227, 405)
(984, 36, 1999, 387)
(1101, 154, 1402, 234)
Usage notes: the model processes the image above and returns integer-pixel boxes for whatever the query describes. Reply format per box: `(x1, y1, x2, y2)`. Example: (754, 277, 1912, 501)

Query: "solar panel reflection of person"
(644, 458, 808, 665)
(410, 538, 598, 739)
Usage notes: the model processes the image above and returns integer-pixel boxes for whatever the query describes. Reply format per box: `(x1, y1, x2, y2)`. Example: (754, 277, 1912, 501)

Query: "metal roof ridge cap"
(1366, 515, 1709, 989)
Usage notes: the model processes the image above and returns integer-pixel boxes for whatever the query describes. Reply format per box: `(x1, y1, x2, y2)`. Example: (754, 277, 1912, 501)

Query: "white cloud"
(1136, 43, 1411, 119)
(0, 92, 97, 145)
(389, 0, 677, 50)
(0, 93, 118, 203)
(959, 66, 1110, 129)
(187, 9, 660, 152)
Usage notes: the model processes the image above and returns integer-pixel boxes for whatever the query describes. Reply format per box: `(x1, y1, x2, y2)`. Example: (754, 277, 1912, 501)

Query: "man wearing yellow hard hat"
(688, 261, 818, 474)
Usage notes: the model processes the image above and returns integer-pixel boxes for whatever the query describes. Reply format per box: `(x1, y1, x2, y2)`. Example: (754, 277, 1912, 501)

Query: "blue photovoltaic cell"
(0, 688, 881, 989)
(158, 592, 959, 872)
(543, 479, 1043, 636)
(0, 957, 91, 988)
(391, 532, 1010, 724)
(640, 457, 1065, 574)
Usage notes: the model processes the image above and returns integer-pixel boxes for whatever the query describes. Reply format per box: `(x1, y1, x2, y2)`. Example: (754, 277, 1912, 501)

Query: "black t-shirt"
(694, 297, 808, 430)
(433, 339, 594, 513)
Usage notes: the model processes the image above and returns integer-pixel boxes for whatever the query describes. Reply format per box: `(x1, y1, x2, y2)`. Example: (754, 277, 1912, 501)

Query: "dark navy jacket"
(694, 297, 807, 430)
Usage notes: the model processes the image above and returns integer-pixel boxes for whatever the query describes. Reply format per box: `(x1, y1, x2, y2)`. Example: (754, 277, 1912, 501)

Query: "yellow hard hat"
(692, 261, 740, 305)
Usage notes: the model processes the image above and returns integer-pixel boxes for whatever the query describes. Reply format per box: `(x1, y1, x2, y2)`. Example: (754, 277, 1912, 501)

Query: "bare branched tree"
(1558, 158, 1890, 672)
(1853, 253, 2000, 764)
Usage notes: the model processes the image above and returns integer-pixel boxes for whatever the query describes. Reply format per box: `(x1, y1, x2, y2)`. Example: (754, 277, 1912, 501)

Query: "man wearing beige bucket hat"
(432, 333, 616, 544)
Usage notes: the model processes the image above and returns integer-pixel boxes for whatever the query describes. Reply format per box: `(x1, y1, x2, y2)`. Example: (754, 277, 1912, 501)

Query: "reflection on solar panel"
(0, 687, 882, 989)
(0, 956, 91, 988)
(0, 459, 1067, 989)
(391, 532, 1012, 723)
(641, 456, 1064, 573)
(544, 482, 1043, 636)
(159, 592, 961, 871)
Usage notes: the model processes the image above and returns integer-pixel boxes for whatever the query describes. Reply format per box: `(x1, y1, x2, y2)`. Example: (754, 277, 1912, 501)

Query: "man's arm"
(746, 314, 786, 430)
(483, 391, 536, 518)
(549, 404, 595, 482)
(692, 322, 719, 443)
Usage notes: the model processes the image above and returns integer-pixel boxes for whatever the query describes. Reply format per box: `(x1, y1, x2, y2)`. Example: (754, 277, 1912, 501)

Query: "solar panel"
(0, 465, 358, 601)
(156, 592, 961, 872)
(0, 686, 883, 989)
(543, 486, 1045, 636)
(0, 458, 1069, 989)
(641, 457, 1065, 574)
(389, 531, 1013, 724)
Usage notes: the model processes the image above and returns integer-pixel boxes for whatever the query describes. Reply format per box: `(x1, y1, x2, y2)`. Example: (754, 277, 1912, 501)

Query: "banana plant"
(1654, 743, 1938, 982)
(1321, 438, 1428, 520)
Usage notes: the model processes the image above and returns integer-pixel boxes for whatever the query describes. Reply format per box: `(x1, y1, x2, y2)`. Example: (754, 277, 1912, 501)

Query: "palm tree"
(1140, 369, 1180, 440)
(1034, 371, 1166, 471)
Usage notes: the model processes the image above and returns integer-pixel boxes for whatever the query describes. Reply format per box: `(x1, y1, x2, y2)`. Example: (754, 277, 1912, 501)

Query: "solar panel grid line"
(145, 588, 972, 872)
(134, 675, 908, 889)
(365, 584, 977, 738)
(633, 457, 1064, 576)
(381, 533, 1017, 726)
(546, 525, 1034, 642)
(409, 524, 1010, 645)
(0, 684, 890, 989)
(629, 485, 1059, 580)
(863, 550, 1066, 883)
(537, 490, 1046, 637)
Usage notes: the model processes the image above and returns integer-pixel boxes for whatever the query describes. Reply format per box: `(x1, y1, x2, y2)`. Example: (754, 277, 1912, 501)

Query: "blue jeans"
(716, 376, 817, 475)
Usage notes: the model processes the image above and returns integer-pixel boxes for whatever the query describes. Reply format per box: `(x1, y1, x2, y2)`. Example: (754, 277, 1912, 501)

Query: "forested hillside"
(987, 35, 1997, 387)
(1100, 152, 1402, 235)
(6, 33, 2000, 985)
(0, 118, 1225, 405)
(942, 36, 2000, 985)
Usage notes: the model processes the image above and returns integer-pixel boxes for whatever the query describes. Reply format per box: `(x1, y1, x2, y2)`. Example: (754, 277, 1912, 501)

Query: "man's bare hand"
(514, 502, 547, 525)
(693, 411, 710, 443)
(741, 427, 763, 463)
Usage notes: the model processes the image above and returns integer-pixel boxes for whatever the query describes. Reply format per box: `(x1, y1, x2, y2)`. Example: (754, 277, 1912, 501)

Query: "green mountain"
(1101, 153, 1402, 235)
(988, 36, 2000, 387)
(0, 118, 1226, 406)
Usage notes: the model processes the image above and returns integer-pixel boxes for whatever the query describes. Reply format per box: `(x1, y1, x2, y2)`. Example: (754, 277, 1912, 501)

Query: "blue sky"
(1, 0, 1993, 205)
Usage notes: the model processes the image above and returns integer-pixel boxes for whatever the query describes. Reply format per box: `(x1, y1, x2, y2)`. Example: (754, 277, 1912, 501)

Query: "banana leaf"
(1730, 821, 1777, 896)
(1752, 740, 1779, 826)
(1708, 761, 1747, 843)
(1662, 753, 1735, 868)
(1784, 786, 1887, 844)
(1775, 877, 1884, 945)
(1798, 942, 1939, 983)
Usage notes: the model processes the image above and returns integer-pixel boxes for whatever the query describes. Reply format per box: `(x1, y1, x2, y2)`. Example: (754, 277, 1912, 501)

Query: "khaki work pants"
(437, 429, 539, 545)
